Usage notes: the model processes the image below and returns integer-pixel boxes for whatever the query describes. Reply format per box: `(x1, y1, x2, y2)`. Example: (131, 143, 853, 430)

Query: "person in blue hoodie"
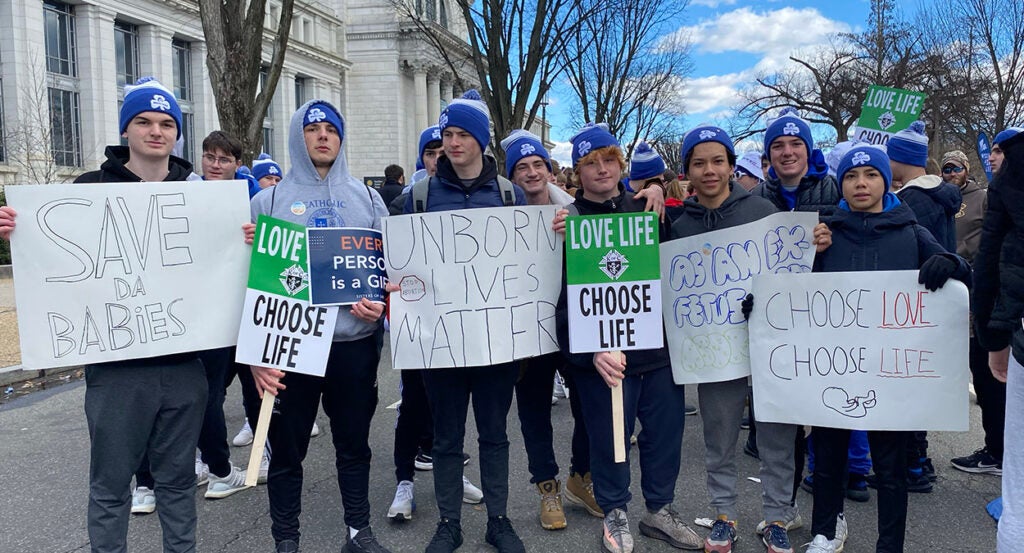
(798, 144, 971, 553)
(671, 125, 829, 553)
(751, 108, 840, 216)
(245, 99, 392, 553)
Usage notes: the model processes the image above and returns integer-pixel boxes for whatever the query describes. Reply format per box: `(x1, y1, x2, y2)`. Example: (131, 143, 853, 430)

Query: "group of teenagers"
(0, 74, 1021, 553)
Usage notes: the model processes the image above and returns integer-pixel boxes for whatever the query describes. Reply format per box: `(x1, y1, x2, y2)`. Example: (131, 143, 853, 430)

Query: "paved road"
(0, 342, 1000, 552)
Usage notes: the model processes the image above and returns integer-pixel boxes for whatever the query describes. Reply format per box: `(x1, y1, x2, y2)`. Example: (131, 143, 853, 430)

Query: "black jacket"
(670, 182, 778, 239)
(896, 175, 962, 253)
(555, 186, 672, 375)
(973, 130, 1024, 362)
(74, 145, 200, 368)
(751, 173, 841, 217)
(378, 178, 405, 208)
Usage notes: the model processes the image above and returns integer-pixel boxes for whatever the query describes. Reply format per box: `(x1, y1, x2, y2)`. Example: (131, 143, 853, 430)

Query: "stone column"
(76, 5, 119, 167)
(413, 68, 428, 137)
(139, 26, 174, 85)
(427, 73, 441, 125)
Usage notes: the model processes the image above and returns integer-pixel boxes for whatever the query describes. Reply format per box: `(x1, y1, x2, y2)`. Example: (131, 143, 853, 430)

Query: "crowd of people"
(0, 75, 1021, 553)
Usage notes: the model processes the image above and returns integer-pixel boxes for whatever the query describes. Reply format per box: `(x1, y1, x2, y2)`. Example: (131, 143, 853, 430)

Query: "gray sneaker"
(205, 464, 249, 499)
(638, 504, 702, 550)
(602, 509, 633, 553)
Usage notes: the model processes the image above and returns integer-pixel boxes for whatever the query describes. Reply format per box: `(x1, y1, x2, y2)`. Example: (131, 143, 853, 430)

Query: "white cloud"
(674, 71, 750, 115)
(550, 141, 573, 165)
(690, 0, 738, 7)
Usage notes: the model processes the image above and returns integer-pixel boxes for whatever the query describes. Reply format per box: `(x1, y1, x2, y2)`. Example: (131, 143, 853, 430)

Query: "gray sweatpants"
(698, 377, 797, 523)
(85, 359, 207, 553)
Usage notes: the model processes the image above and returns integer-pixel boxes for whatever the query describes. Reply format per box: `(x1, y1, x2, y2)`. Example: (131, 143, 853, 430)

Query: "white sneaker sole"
(131, 503, 156, 515)
(205, 484, 249, 499)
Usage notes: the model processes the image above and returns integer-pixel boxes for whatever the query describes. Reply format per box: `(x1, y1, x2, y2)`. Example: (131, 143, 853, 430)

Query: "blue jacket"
(402, 155, 526, 214)
(896, 175, 961, 253)
(815, 201, 970, 285)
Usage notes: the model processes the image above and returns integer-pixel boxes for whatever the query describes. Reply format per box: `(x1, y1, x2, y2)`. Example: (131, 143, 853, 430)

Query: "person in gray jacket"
(245, 100, 391, 553)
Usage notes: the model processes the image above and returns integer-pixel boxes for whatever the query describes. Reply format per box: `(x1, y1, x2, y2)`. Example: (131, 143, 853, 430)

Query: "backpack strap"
(564, 203, 580, 217)
(496, 175, 516, 206)
(411, 176, 433, 213)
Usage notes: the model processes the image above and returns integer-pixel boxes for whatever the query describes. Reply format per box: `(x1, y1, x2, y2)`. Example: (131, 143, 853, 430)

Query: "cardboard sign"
(566, 212, 662, 353)
(660, 212, 817, 384)
(748, 270, 969, 431)
(854, 85, 927, 145)
(7, 181, 250, 369)
(307, 227, 386, 306)
(235, 216, 337, 377)
(383, 205, 563, 369)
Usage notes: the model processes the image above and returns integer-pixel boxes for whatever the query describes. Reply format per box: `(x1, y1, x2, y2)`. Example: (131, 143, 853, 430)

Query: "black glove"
(741, 293, 754, 320)
(918, 254, 957, 291)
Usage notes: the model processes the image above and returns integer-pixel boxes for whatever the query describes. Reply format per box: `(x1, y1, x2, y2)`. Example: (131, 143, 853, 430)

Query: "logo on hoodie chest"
(307, 207, 345, 228)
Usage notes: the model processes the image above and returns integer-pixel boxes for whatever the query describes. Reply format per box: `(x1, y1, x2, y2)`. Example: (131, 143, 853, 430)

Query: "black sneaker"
(275, 539, 299, 553)
(951, 447, 1003, 475)
(800, 474, 813, 494)
(743, 438, 760, 460)
(846, 474, 870, 502)
(414, 451, 434, 471)
(343, 527, 390, 553)
(921, 457, 937, 482)
(906, 470, 933, 493)
(425, 518, 463, 553)
(485, 515, 526, 553)
(684, 403, 699, 416)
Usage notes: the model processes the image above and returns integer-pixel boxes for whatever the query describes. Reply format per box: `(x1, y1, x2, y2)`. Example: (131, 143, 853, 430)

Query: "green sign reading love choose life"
(854, 85, 927, 146)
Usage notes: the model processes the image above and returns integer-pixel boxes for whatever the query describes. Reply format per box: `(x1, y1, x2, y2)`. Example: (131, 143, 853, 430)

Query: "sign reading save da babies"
(565, 212, 662, 353)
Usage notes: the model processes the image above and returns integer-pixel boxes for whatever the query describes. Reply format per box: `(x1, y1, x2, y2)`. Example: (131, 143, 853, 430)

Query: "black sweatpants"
(393, 368, 434, 483)
(970, 334, 1006, 459)
(267, 334, 381, 545)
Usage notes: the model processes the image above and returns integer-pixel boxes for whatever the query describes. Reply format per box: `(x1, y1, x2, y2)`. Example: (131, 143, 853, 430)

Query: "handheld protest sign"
(565, 211, 661, 462)
(5, 181, 250, 369)
(382, 205, 563, 369)
(660, 212, 817, 384)
(307, 227, 386, 306)
(748, 270, 969, 431)
(854, 85, 927, 145)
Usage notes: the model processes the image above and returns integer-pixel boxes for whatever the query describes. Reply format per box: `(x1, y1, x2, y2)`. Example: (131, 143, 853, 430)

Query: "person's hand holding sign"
(251, 366, 287, 398)
(594, 351, 626, 388)
(350, 298, 384, 323)
(551, 208, 569, 236)
(0, 206, 17, 240)
(242, 222, 256, 245)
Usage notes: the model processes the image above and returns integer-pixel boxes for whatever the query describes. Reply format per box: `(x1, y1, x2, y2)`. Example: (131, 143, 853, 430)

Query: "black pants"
(515, 353, 590, 483)
(422, 362, 519, 520)
(812, 427, 908, 552)
(267, 334, 381, 545)
(970, 334, 1006, 459)
(393, 369, 434, 483)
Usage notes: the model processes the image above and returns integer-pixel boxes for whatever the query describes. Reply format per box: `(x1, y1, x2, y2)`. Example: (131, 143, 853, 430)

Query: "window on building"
(180, 112, 195, 163)
(48, 88, 82, 167)
(303, 19, 312, 43)
(172, 39, 192, 102)
(0, 77, 6, 163)
(439, 1, 448, 28)
(295, 76, 307, 110)
(114, 21, 140, 90)
(426, 0, 436, 22)
(262, 127, 273, 158)
(44, 1, 77, 76)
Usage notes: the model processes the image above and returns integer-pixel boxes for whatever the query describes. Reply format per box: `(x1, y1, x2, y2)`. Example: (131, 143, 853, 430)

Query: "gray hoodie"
(250, 99, 388, 342)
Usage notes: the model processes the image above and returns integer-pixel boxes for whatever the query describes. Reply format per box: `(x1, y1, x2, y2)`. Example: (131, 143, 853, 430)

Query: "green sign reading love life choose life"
(854, 85, 927, 146)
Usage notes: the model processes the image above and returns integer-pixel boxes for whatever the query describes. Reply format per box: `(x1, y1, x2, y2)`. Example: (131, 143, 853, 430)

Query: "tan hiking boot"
(564, 472, 603, 517)
(537, 479, 567, 530)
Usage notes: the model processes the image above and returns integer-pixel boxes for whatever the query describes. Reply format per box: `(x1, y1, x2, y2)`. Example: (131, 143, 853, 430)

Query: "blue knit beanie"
(681, 125, 735, 166)
(994, 127, 1024, 146)
(439, 90, 491, 153)
(763, 107, 813, 161)
(886, 121, 928, 167)
(303, 101, 344, 139)
(418, 125, 442, 166)
(838, 144, 892, 193)
(119, 77, 183, 139)
(570, 122, 620, 166)
(500, 129, 550, 177)
(629, 142, 666, 181)
(251, 153, 283, 181)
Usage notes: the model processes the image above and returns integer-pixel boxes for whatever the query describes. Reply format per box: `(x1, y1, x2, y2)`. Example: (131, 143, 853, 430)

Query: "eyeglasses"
(203, 154, 237, 166)
(941, 165, 965, 175)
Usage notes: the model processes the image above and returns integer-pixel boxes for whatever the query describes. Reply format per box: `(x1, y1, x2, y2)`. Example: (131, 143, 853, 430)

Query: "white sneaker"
(388, 480, 415, 520)
(195, 459, 209, 487)
(833, 513, 848, 552)
(805, 534, 836, 553)
(462, 475, 483, 504)
(553, 372, 569, 398)
(311, 421, 320, 437)
(204, 464, 249, 499)
(232, 420, 254, 447)
(258, 448, 270, 485)
(131, 486, 156, 514)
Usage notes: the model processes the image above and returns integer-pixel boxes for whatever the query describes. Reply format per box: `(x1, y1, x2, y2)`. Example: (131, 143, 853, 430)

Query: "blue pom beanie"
(570, 122, 620, 166)
(303, 101, 344, 139)
(119, 77, 183, 139)
(418, 125, 442, 166)
(439, 90, 491, 153)
(886, 120, 928, 167)
(681, 125, 735, 167)
(251, 153, 283, 181)
(500, 129, 550, 177)
(629, 142, 666, 181)
(994, 127, 1024, 146)
(838, 144, 892, 193)
(763, 107, 813, 161)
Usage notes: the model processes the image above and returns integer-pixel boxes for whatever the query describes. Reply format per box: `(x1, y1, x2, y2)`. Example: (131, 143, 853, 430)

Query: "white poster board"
(7, 181, 251, 369)
(749, 270, 970, 431)
(660, 212, 817, 384)
(383, 205, 563, 369)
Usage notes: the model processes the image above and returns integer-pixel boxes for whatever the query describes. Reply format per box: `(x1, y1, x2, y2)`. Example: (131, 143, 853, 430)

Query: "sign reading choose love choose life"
(566, 212, 663, 353)
(235, 216, 337, 377)
(748, 270, 969, 431)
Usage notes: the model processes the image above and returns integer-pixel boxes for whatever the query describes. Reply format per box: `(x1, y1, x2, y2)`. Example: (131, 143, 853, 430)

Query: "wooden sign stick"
(244, 384, 277, 487)
(611, 350, 626, 463)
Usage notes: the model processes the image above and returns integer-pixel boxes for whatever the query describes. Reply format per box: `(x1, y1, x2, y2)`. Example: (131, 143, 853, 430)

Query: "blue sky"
(547, 0, 880, 163)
